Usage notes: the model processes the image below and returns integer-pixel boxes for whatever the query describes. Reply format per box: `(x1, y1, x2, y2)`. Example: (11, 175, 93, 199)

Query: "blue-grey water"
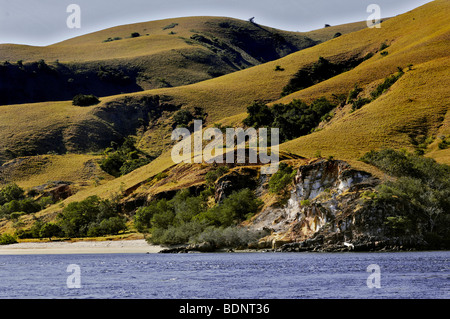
(0, 251, 448, 299)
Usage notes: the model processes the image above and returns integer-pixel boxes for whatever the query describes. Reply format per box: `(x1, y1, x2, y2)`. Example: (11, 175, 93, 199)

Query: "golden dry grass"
(0, 154, 113, 189)
(0, 100, 99, 162)
(1, 1, 447, 164)
(0, 16, 367, 63)
(125, 1, 449, 124)
(281, 57, 450, 163)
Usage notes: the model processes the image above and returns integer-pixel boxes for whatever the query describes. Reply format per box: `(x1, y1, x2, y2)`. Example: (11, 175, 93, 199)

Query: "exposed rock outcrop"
(247, 159, 422, 251)
(32, 181, 73, 201)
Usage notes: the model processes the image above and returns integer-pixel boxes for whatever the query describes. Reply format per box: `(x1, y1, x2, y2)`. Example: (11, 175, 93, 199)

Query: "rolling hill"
(0, 0, 449, 242)
(0, 17, 367, 106)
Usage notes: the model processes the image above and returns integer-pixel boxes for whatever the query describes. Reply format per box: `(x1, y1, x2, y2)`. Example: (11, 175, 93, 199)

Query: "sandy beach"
(0, 239, 163, 255)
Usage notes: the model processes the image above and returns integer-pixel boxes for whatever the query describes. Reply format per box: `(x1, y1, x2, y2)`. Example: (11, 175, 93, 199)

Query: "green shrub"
(360, 149, 450, 238)
(273, 98, 335, 141)
(39, 223, 63, 239)
(347, 83, 363, 103)
(162, 23, 178, 30)
(100, 137, 152, 177)
(385, 216, 412, 236)
(0, 233, 17, 245)
(57, 195, 126, 238)
(97, 68, 131, 84)
(205, 166, 229, 185)
(438, 141, 449, 149)
(103, 37, 122, 42)
(320, 112, 334, 122)
(87, 217, 127, 237)
(438, 136, 449, 150)
(131, 32, 140, 38)
(0, 183, 25, 204)
(200, 189, 262, 227)
(380, 42, 389, 51)
(173, 109, 194, 127)
(268, 162, 296, 194)
(281, 56, 362, 97)
(371, 69, 404, 99)
(351, 97, 372, 111)
(243, 101, 273, 128)
(244, 98, 336, 142)
(0, 184, 56, 219)
(134, 205, 158, 233)
(150, 220, 207, 246)
(9, 211, 25, 220)
(140, 188, 262, 246)
(0, 198, 44, 217)
(119, 158, 151, 175)
(363, 52, 374, 61)
(72, 94, 100, 106)
(300, 199, 311, 206)
(154, 171, 168, 181)
(37, 196, 54, 210)
(100, 152, 125, 177)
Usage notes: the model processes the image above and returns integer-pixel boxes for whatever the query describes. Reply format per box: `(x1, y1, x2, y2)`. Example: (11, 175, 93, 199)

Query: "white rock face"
(249, 160, 374, 244)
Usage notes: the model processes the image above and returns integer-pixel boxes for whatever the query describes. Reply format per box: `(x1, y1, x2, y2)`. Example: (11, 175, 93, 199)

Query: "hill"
(0, 17, 366, 106)
(1, 2, 447, 166)
(0, 1, 449, 247)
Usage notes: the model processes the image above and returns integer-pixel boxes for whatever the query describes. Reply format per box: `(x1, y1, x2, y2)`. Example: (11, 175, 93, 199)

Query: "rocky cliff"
(247, 159, 429, 252)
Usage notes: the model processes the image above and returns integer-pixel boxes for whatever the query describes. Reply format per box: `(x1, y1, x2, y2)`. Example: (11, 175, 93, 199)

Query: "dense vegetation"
(205, 166, 230, 186)
(243, 97, 336, 142)
(268, 162, 296, 196)
(57, 196, 126, 237)
(438, 136, 449, 149)
(0, 59, 140, 106)
(360, 149, 450, 246)
(281, 56, 363, 97)
(0, 233, 17, 245)
(72, 93, 100, 106)
(15, 195, 127, 239)
(172, 107, 207, 128)
(348, 68, 405, 112)
(100, 137, 153, 177)
(134, 188, 264, 247)
(0, 183, 53, 219)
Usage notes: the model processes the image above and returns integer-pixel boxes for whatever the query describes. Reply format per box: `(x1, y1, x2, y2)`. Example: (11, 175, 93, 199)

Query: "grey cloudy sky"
(0, 0, 433, 46)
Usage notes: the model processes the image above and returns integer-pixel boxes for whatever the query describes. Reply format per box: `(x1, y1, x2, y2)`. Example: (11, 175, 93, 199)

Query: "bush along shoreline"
(1, 149, 448, 253)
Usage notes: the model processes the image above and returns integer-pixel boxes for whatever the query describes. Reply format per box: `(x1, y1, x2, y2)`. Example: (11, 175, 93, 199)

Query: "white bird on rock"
(344, 242, 354, 250)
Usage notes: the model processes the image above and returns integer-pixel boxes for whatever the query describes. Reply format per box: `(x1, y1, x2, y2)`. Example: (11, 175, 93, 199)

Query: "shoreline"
(1, 240, 446, 255)
(0, 239, 163, 255)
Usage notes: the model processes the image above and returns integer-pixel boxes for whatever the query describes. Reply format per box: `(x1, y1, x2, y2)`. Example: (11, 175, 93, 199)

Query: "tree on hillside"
(72, 94, 100, 106)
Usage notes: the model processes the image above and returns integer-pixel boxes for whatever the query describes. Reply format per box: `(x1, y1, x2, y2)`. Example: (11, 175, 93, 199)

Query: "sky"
(0, 0, 433, 46)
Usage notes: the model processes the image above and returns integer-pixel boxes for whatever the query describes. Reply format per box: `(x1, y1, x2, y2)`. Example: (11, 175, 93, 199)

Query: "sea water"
(0, 251, 448, 299)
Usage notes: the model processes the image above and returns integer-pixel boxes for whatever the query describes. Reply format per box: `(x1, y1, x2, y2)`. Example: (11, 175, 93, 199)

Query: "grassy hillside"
(1, 16, 367, 106)
(0, 1, 448, 237)
(1, 2, 447, 163)
(281, 57, 450, 162)
(0, 154, 113, 190)
(0, 17, 366, 62)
